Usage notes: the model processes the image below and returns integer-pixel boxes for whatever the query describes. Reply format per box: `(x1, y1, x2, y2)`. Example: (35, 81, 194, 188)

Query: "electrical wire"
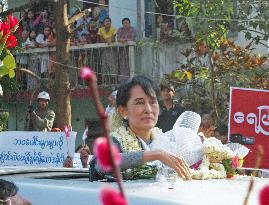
(49, 59, 131, 78)
(76, 0, 269, 23)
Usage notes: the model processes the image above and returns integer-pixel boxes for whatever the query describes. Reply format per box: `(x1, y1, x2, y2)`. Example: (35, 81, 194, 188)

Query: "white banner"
(0, 131, 76, 167)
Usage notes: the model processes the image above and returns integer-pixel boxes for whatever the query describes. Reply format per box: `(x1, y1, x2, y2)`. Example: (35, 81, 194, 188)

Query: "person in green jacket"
(25, 91, 55, 132)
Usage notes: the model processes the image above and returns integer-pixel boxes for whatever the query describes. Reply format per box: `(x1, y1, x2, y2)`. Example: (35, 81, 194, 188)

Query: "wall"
(235, 32, 269, 55)
(136, 41, 191, 79)
(109, 0, 137, 30)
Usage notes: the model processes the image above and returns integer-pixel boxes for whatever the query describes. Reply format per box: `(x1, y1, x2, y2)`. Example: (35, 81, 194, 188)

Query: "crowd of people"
(16, 0, 137, 89)
(17, 1, 137, 47)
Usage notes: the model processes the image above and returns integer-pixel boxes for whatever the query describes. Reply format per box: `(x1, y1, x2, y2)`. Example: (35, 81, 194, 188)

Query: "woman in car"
(89, 76, 191, 181)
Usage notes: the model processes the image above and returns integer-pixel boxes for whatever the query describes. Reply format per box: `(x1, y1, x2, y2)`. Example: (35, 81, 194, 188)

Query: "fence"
(15, 41, 136, 89)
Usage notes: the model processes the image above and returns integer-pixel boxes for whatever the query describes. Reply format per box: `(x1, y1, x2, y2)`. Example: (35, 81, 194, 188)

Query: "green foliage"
(222, 158, 237, 175)
(164, 39, 268, 124)
(0, 111, 9, 131)
(0, 51, 16, 78)
(0, 75, 20, 94)
(174, 0, 234, 49)
(237, 0, 269, 45)
(163, 0, 269, 124)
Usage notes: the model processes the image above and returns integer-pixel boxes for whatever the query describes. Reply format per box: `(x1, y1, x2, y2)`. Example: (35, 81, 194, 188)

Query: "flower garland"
(191, 138, 241, 180)
(111, 125, 162, 180)
(111, 126, 142, 152)
(111, 125, 163, 152)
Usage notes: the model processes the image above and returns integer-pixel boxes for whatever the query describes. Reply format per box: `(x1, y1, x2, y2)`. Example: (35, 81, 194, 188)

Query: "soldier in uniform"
(25, 91, 55, 131)
(156, 83, 185, 132)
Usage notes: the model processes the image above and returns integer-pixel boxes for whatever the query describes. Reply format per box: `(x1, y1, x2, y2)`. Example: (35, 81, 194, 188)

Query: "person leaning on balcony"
(97, 17, 116, 43)
(117, 17, 137, 42)
(89, 76, 191, 181)
(25, 91, 55, 132)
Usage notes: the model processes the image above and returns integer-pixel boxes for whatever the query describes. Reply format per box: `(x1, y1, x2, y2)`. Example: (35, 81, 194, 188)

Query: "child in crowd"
(25, 29, 39, 89)
(78, 33, 88, 45)
(25, 29, 37, 49)
(48, 27, 56, 46)
(77, 34, 88, 67)
(21, 30, 30, 48)
(36, 26, 52, 76)
(36, 26, 52, 47)
(87, 19, 98, 44)
(48, 28, 56, 75)
(17, 30, 30, 89)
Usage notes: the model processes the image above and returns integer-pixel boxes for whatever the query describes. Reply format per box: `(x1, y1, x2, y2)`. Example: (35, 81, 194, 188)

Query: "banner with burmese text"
(0, 131, 76, 167)
(229, 87, 269, 169)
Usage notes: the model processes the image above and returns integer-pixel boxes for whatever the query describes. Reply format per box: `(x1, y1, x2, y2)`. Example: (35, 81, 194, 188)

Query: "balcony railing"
(15, 41, 136, 90)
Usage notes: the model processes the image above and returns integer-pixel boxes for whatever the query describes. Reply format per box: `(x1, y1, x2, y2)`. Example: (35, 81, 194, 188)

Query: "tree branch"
(17, 67, 41, 80)
(257, 41, 269, 49)
(243, 28, 267, 36)
(68, 9, 87, 26)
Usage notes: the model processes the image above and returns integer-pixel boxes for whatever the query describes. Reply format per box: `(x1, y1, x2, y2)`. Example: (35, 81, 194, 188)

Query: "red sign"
(229, 87, 269, 168)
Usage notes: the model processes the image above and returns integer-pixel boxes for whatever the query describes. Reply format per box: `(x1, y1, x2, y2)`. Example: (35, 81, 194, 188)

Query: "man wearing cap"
(156, 84, 185, 132)
(25, 91, 55, 131)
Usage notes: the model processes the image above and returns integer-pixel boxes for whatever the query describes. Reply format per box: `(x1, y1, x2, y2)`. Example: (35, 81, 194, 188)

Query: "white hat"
(37, 91, 50, 101)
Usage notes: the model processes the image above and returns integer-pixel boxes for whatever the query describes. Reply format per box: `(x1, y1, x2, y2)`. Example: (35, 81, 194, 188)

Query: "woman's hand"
(158, 150, 192, 180)
(142, 150, 192, 180)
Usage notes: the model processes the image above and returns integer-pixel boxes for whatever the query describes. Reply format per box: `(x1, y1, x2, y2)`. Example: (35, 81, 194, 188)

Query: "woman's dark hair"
(43, 26, 52, 41)
(0, 179, 18, 201)
(75, 144, 83, 153)
(116, 76, 157, 107)
(122, 17, 130, 24)
(29, 29, 37, 41)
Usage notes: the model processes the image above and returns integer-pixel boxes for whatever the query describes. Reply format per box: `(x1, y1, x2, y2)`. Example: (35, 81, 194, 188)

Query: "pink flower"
(80, 66, 96, 81)
(231, 156, 239, 169)
(100, 186, 128, 205)
(259, 185, 269, 205)
(7, 15, 19, 30)
(6, 34, 17, 49)
(93, 137, 121, 171)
